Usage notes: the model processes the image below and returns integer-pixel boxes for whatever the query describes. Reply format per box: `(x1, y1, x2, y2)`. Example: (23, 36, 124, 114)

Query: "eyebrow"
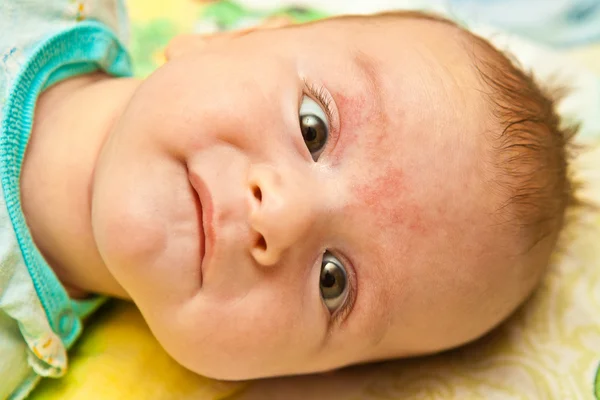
(352, 49, 386, 130)
(329, 49, 387, 167)
(359, 259, 393, 348)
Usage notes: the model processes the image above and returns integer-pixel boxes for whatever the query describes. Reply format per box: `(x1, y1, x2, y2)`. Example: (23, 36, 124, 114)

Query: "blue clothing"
(0, 1, 131, 399)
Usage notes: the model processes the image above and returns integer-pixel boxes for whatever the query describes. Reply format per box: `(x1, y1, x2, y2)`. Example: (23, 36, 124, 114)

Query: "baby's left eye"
(299, 96, 329, 161)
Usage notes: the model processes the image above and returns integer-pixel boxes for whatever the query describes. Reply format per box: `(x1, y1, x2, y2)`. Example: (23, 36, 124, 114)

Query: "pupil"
(303, 125, 317, 142)
(322, 271, 336, 288)
(301, 115, 320, 142)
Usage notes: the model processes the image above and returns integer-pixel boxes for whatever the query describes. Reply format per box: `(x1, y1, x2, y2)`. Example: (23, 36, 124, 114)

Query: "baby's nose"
(247, 164, 317, 266)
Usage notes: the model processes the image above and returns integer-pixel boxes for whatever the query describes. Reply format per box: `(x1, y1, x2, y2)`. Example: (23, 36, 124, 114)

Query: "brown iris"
(320, 259, 347, 308)
(300, 114, 328, 159)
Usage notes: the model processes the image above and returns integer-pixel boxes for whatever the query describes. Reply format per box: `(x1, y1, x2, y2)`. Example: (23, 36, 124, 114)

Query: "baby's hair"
(466, 36, 581, 254)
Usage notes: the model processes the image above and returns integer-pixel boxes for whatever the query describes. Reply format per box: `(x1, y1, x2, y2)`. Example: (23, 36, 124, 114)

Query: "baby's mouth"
(188, 169, 212, 286)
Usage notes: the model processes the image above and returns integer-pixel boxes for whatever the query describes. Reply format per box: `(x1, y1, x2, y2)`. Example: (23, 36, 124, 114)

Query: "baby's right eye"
(320, 251, 349, 314)
(299, 96, 329, 161)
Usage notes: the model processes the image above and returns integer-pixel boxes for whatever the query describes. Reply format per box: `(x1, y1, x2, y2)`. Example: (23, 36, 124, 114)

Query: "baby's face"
(92, 16, 533, 378)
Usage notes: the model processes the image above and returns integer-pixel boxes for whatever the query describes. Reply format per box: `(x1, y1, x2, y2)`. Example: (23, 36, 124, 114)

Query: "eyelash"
(303, 79, 335, 130)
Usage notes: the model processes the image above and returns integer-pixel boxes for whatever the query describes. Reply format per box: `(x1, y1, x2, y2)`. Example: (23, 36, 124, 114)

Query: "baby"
(0, 1, 577, 398)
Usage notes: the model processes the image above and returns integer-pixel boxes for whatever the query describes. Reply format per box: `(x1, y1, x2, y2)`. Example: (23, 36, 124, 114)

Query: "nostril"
(255, 235, 267, 251)
(252, 184, 262, 202)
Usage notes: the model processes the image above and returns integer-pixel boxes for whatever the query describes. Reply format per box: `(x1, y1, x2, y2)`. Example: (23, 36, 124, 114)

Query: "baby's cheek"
(160, 292, 319, 379)
(93, 190, 162, 278)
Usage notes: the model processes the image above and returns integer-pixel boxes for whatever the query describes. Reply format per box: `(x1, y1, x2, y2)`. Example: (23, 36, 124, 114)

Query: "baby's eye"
(320, 251, 349, 313)
(299, 95, 329, 161)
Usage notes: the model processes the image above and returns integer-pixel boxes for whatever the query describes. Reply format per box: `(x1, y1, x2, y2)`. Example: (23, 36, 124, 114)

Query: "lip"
(188, 169, 214, 287)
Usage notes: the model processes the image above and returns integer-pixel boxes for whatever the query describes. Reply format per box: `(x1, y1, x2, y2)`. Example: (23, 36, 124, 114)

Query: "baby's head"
(90, 11, 574, 379)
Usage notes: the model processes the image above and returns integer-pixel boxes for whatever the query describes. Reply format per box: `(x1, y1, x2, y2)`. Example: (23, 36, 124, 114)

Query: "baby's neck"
(21, 72, 141, 299)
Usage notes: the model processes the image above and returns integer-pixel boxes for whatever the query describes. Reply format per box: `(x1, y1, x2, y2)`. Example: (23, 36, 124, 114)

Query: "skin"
(22, 16, 548, 379)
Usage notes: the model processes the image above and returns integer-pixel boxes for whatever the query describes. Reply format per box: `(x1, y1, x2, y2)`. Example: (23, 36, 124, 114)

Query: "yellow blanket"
(30, 1, 600, 399)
